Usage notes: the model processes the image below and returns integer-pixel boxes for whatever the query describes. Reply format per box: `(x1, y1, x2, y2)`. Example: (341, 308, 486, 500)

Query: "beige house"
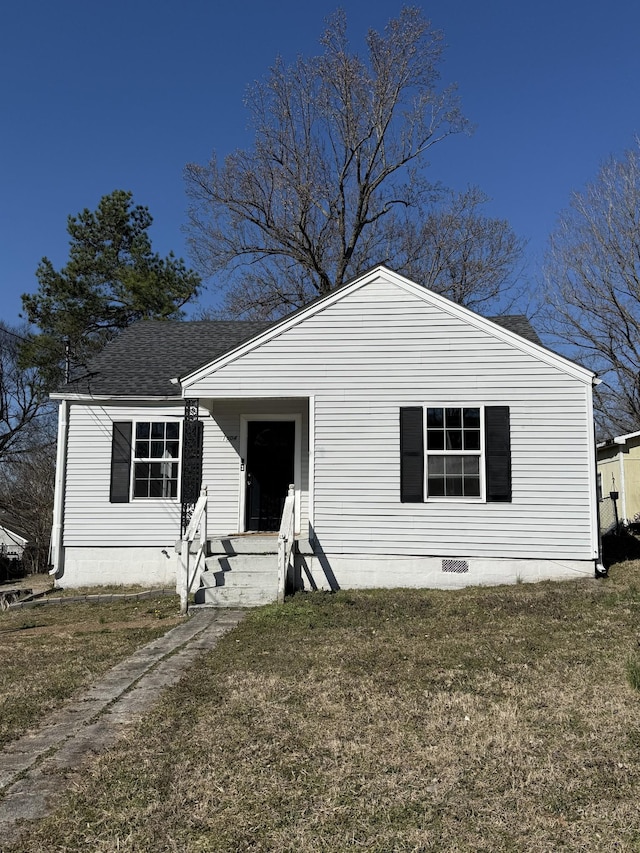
(597, 430, 640, 526)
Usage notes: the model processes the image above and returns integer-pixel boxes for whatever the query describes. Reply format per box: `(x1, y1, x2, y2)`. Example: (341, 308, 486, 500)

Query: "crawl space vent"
(442, 559, 469, 573)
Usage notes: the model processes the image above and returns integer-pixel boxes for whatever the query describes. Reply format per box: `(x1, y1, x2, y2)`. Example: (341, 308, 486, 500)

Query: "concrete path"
(0, 608, 245, 847)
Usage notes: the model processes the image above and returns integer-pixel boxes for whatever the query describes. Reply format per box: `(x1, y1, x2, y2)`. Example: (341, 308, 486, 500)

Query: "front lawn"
(0, 591, 181, 749)
(5, 563, 640, 851)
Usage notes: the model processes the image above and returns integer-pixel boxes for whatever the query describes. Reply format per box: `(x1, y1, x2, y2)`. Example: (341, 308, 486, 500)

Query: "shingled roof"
(57, 313, 542, 399)
(61, 320, 271, 397)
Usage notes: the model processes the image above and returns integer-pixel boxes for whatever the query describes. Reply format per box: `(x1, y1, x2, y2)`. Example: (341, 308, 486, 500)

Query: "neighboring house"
(50, 266, 600, 601)
(0, 514, 30, 562)
(597, 430, 640, 527)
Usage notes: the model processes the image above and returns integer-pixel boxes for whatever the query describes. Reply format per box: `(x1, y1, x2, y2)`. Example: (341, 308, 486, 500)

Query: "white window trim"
(424, 404, 486, 502)
(130, 419, 182, 502)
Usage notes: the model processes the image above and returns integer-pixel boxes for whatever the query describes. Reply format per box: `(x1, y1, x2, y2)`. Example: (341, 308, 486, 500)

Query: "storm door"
(245, 420, 295, 531)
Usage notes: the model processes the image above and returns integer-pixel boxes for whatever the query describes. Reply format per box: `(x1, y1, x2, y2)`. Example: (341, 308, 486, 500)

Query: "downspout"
(591, 378, 607, 576)
(49, 399, 69, 579)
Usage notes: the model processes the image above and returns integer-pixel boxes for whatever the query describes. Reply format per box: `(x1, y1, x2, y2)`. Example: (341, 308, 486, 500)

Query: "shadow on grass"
(602, 530, 640, 569)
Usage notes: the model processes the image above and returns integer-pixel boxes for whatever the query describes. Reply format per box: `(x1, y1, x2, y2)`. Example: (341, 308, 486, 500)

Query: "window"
(133, 422, 180, 498)
(400, 406, 511, 503)
(426, 407, 481, 497)
(109, 421, 181, 503)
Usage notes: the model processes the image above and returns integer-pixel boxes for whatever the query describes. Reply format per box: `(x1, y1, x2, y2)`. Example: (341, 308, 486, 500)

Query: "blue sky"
(2, 0, 639, 326)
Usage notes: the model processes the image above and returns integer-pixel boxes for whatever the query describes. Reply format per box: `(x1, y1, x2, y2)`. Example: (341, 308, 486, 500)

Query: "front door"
(245, 420, 295, 531)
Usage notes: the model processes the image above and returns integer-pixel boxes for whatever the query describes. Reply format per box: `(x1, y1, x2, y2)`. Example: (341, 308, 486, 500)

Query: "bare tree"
(0, 323, 48, 460)
(543, 143, 640, 436)
(186, 9, 526, 319)
(0, 442, 55, 573)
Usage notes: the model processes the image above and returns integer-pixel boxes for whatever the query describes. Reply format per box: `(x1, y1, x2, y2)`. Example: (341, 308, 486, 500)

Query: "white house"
(50, 266, 600, 602)
(0, 514, 29, 562)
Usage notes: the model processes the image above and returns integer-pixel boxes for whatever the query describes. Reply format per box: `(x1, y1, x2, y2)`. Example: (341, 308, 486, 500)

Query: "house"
(597, 430, 640, 529)
(49, 266, 600, 602)
(0, 513, 29, 562)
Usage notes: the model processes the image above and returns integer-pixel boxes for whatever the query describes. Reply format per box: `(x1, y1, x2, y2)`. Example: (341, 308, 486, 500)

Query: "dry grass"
(0, 593, 181, 749)
(5, 562, 640, 852)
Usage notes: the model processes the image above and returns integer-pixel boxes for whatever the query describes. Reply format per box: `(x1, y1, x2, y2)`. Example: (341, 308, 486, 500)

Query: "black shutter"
(110, 422, 132, 503)
(485, 406, 512, 502)
(400, 407, 424, 502)
(181, 419, 204, 505)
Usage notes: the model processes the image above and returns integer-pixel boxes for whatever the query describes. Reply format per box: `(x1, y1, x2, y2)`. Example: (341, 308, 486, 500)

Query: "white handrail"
(178, 486, 208, 615)
(277, 484, 295, 605)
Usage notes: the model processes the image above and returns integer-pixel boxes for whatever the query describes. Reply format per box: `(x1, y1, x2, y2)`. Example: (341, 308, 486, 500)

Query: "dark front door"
(245, 420, 295, 531)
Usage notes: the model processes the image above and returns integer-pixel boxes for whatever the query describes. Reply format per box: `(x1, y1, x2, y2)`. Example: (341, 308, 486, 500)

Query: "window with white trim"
(133, 422, 180, 498)
(426, 407, 482, 498)
(400, 405, 511, 503)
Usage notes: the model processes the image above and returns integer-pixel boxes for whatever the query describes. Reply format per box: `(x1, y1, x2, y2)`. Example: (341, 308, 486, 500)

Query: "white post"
(179, 539, 189, 616)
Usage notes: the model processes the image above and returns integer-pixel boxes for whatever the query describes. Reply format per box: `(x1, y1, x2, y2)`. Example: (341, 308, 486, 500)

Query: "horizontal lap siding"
(64, 403, 183, 547)
(186, 276, 596, 560)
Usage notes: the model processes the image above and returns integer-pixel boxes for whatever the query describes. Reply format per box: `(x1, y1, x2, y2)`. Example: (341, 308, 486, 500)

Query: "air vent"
(442, 559, 469, 573)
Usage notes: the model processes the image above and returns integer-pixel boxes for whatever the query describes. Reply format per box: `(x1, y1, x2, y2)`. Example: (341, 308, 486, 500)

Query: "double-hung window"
(426, 407, 482, 498)
(400, 405, 511, 503)
(133, 422, 180, 498)
(110, 421, 181, 502)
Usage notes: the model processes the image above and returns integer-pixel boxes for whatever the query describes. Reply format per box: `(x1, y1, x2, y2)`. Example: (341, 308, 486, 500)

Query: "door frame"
(238, 414, 302, 534)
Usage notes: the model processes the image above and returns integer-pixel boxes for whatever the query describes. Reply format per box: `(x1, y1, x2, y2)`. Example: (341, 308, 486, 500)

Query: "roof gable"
(181, 266, 593, 389)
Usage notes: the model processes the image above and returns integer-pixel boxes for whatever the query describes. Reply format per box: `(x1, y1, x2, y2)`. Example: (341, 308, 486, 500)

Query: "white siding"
(186, 275, 596, 563)
(64, 401, 183, 547)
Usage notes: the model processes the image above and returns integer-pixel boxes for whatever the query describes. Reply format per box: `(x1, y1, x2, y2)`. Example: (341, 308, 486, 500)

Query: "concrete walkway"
(0, 608, 245, 847)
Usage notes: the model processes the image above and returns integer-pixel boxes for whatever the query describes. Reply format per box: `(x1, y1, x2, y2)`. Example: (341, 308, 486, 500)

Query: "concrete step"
(201, 555, 276, 587)
(208, 535, 278, 555)
(194, 584, 278, 607)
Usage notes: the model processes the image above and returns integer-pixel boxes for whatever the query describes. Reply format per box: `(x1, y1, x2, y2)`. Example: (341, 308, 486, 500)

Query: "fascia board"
(49, 393, 182, 402)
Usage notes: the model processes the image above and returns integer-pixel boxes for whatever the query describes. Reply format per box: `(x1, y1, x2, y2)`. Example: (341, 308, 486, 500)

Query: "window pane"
(427, 430, 444, 450)
(166, 441, 179, 458)
(149, 479, 163, 498)
(168, 480, 178, 498)
(464, 476, 481, 496)
(134, 462, 149, 479)
(136, 422, 150, 439)
(135, 441, 149, 458)
(464, 456, 480, 475)
(428, 476, 445, 496)
(151, 423, 164, 439)
(427, 408, 443, 428)
(446, 477, 463, 496)
(166, 422, 179, 440)
(464, 431, 481, 450)
(463, 408, 480, 429)
(445, 408, 462, 428)
(446, 457, 462, 475)
(446, 430, 463, 450)
(428, 457, 444, 475)
(133, 480, 149, 498)
(150, 441, 165, 458)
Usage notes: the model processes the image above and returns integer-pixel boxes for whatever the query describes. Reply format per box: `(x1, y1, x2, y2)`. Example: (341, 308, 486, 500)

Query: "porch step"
(195, 554, 279, 607)
(207, 535, 279, 555)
